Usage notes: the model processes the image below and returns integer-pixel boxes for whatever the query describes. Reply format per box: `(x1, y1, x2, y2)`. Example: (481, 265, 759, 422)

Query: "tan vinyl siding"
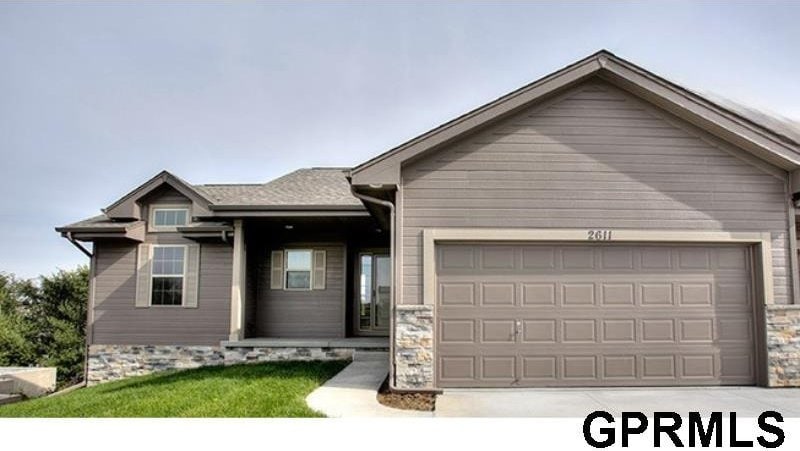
(91, 239, 232, 345)
(400, 80, 792, 305)
(254, 244, 345, 338)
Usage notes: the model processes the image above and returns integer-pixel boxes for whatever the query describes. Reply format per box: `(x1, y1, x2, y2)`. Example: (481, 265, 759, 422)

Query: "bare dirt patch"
(376, 377, 436, 411)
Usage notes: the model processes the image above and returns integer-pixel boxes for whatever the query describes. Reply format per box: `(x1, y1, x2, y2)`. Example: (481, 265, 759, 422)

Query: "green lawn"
(0, 360, 348, 417)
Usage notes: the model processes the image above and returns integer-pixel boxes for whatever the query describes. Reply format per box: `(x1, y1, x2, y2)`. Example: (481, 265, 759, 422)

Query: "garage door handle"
(515, 320, 522, 341)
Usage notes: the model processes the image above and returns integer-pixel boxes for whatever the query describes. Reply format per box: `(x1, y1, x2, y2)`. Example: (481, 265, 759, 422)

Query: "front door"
(356, 253, 390, 336)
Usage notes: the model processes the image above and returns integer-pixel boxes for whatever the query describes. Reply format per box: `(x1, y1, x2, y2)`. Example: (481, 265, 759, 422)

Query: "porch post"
(229, 219, 246, 341)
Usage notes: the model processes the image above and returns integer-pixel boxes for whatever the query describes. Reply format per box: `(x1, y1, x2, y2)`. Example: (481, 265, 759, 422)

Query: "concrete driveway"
(435, 387, 800, 417)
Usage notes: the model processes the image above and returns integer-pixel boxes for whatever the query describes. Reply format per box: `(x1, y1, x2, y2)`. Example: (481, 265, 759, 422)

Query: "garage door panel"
(522, 356, 558, 380)
(522, 247, 556, 269)
(679, 319, 714, 343)
(440, 356, 475, 381)
(481, 320, 517, 343)
(481, 246, 517, 269)
(480, 283, 516, 305)
(439, 319, 475, 344)
(681, 355, 716, 379)
(641, 248, 673, 269)
(678, 248, 711, 269)
(603, 355, 637, 379)
(439, 282, 475, 306)
(562, 319, 597, 343)
(641, 283, 675, 305)
(563, 356, 599, 380)
(601, 283, 636, 305)
(601, 248, 635, 269)
(562, 248, 596, 269)
(436, 243, 756, 387)
(602, 319, 636, 343)
(642, 355, 677, 378)
(482, 356, 516, 380)
(720, 354, 755, 380)
(562, 283, 596, 305)
(718, 318, 753, 342)
(522, 283, 556, 305)
(678, 283, 713, 305)
(641, 319, 675, 342)
(523, 319, 557, 343)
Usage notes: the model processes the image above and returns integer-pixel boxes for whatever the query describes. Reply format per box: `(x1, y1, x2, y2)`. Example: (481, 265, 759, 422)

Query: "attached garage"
(349, 51, 800, 390)
(436, 242, 759, 388)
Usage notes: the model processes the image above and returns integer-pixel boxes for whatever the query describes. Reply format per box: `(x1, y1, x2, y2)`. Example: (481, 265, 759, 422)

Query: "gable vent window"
(151, 207, 188, 231)
(151, 246, 185, 306)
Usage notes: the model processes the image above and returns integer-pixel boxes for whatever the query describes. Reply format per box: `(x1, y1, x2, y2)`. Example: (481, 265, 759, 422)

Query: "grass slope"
(0, 360, 348, 417)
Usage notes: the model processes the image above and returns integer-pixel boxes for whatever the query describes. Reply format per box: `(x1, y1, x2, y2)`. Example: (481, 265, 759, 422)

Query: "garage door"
(436, 243, 757, 387)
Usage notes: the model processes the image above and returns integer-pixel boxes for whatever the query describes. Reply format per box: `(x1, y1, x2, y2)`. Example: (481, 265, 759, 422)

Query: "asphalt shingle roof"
(195, 168, 362, 207)
(702, 92, 800, 148)
(58, 215, 137, 230)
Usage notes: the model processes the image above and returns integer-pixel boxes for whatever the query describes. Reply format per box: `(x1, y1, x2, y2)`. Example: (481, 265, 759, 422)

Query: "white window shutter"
(312, 250, 326, 290)
(135, 244, 152, 308)
(183, 244, 200, 308)
(270, 250, 284, 289)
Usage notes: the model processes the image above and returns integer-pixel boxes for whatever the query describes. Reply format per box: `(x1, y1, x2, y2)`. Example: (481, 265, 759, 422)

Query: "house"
(58, 50, 800, 389)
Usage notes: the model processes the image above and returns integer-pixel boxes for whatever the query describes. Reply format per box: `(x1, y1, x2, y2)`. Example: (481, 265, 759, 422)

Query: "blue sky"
(1, 1, 799, 279)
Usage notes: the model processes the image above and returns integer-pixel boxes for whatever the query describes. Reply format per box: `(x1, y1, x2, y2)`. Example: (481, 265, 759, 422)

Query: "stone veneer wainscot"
(87, 345, 354, 385)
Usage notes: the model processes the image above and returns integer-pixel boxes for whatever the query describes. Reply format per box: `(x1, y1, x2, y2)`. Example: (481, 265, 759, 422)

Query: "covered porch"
(225, 214, 391, 345)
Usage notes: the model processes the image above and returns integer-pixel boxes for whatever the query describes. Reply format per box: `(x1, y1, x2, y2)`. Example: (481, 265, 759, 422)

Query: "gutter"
(209, 204, 366, 211)
(350, 186, 399, 390)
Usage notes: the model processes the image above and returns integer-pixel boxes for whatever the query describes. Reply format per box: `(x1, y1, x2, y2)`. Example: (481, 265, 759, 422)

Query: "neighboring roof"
(196, 168, 363, 210)
(349, 49, 800, 185)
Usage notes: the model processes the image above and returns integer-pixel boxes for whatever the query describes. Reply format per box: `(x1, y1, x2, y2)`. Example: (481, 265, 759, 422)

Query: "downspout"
(63, 232, 93, 388)
(64, 232, 93, 258)
(350, 186, 398, 389)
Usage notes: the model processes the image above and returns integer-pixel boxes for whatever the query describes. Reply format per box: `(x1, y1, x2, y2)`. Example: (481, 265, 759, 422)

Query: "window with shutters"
(285, 249, 313, 290)
(151, 245, 186, 305)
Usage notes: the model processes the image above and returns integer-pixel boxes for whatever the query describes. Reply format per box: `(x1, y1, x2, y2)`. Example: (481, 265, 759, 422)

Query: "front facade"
(59, 51, 800, 388)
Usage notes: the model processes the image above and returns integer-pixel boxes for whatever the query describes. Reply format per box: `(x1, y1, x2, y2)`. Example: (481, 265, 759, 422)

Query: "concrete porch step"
(354, 350, 389, 362)
(0, 393, 22, 406)
(0, 378, 14, 394)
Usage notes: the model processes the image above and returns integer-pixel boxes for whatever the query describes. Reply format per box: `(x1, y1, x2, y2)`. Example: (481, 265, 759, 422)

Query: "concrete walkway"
(306, 355, 432, 418)
(436, 387, 800, 417)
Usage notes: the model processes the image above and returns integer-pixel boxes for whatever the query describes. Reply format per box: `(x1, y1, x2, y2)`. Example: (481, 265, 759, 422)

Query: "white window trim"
(149, 244, 188, 307)
(149, 205, 191, 232)
(284, 249, 313, 291)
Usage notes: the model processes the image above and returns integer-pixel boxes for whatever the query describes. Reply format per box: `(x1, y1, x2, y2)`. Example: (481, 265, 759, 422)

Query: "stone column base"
(766, 306, 800, 387)
(394, 305, 434, 390)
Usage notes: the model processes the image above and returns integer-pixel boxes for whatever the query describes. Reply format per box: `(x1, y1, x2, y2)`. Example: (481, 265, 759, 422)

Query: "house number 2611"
(587, 230, 613, 241)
